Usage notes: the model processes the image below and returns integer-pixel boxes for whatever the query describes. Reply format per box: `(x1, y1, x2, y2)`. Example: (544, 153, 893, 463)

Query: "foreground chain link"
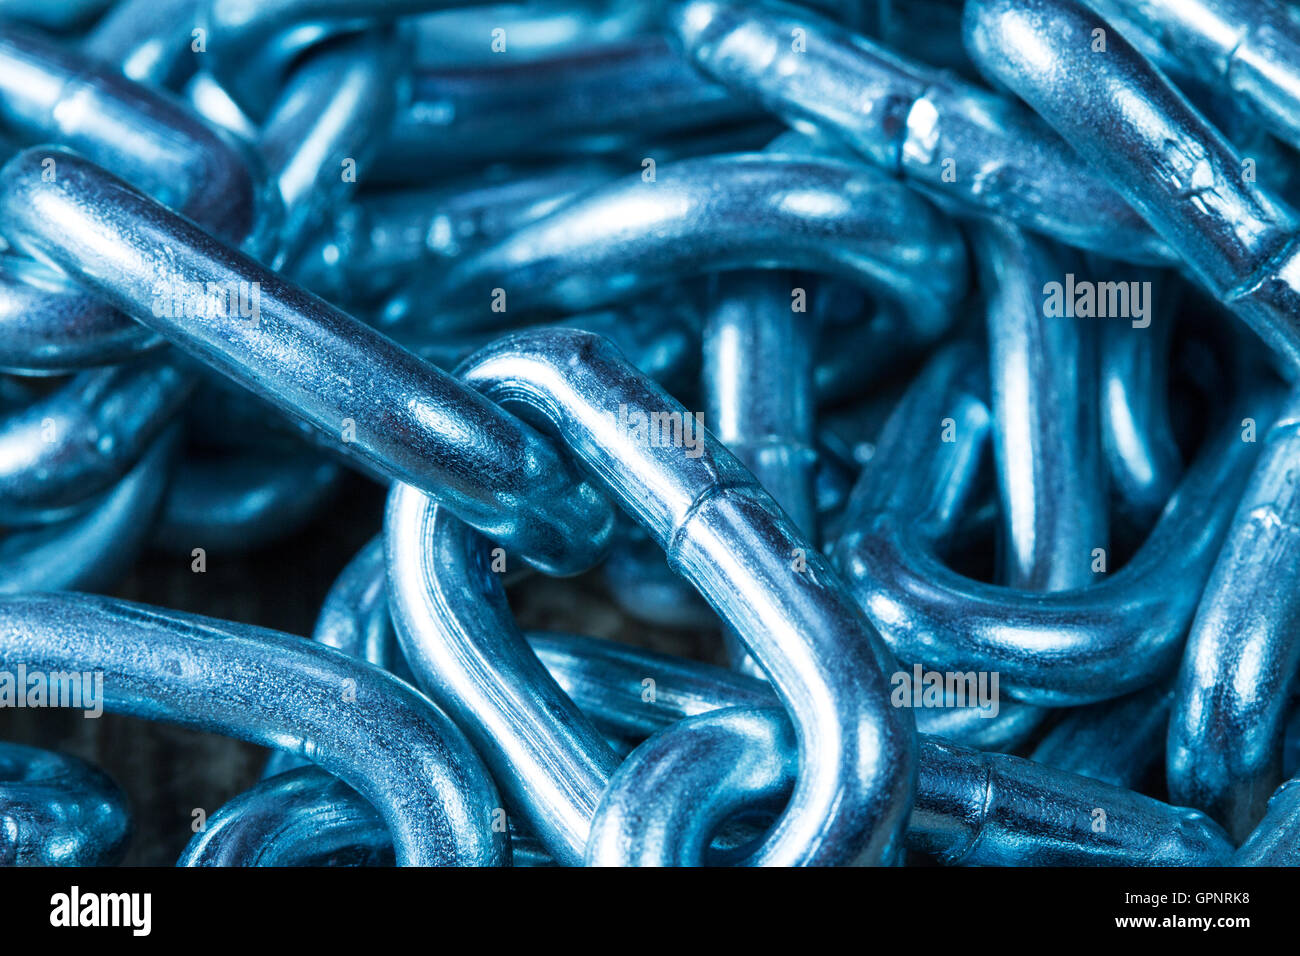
(2, 0, 1300, 869)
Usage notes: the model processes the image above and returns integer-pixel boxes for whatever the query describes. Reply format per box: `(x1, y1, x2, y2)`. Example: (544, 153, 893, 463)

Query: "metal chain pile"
(3, 0, 1300, 867)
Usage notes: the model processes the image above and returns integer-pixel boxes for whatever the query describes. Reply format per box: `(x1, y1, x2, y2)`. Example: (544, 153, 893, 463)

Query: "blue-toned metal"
(382, 34, 754, 176)
(275, 526, 1034, 765)
(0, 592, 506, 866)
(546, 640, 1228, 866)
(1283, 700, 1300, 780)
(83, 0, 199, 88)
(0, 0, 112, 31)
(977, 221, 1106, 592)
(833, 344, 1274, 705)
(199, 0, 466, 118)
(529, 630, 1044, 754)
(5, 0, 1299, 872)
(0, 147, 615, 577)
(0, 24, 263, 372)
(1100, 282, 1182, 534)
(180, 765, 399, 867)
(0, 257, 157, 377)
(0, 429, 176, 594)
(409, 2, 655, 69)
(599, 527, 720, 631)
(587, 705, 1231, 866)
(257, 27, 405, 272)
(535, 631, 771, 739)
(176, 630, 1044, 867)
(180, 763, 568, 867)
(0, 741, 131, 866)
(0, 354, 191, 524)
(305, 536, 397, 665)
(916, 221, 1104, 739)
(703, 270, 816, 676)
(417, 152, 968, 336)
(297, 162, 621, 308)
(862, 0, 972, 77)
(1085, 0, 1300, 153)
(135, 21, 425, 560)
(389, 328, 916, 866)
(964, 0, 1300, 376)
(386, 482, 622, 867)
(586, 706, 792, 866)
(906, 733, 1230, 866)
(402, 296, 700, 394)
(244, 509, 595, 858)
(4, 15, 430, 582)
(151, 447, 343, 555)
(261, 535, 402, 780)
(1234, 776, 1300, 865)
(183, 67, 260, 144)
(1065, 0, 1300, 219)
(813, 300, 931, 406)
(1167, 391, 1300, 841)
(539, 623, 1028, 786)
(1030, 683, 1173, 789)
(669, 0, 1172, 264)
